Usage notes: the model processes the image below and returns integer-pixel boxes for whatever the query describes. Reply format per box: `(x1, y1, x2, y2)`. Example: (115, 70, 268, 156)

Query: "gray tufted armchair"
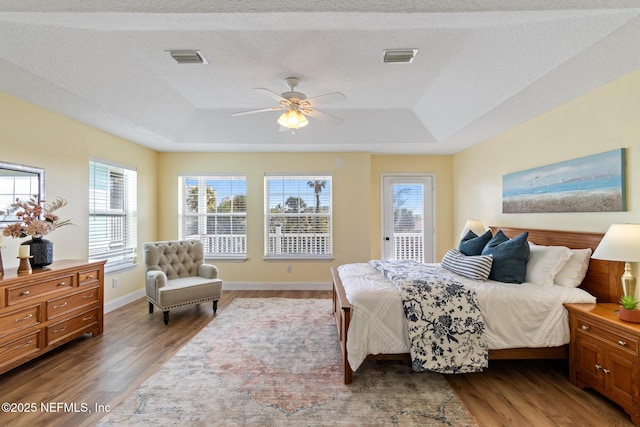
(142, 240, 222, 325)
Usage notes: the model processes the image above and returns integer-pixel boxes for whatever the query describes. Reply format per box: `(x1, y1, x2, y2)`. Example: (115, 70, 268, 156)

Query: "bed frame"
(331, 227, 624, 384)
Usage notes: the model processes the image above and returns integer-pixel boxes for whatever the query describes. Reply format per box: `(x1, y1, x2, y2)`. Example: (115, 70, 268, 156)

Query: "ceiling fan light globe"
(278, 110, 308, 129)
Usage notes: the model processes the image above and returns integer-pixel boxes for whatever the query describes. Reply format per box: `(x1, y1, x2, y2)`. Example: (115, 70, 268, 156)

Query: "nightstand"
(565, 303, 640, 425)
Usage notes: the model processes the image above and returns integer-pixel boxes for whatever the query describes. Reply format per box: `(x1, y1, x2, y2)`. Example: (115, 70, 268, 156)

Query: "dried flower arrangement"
(1, 196, 72, 239)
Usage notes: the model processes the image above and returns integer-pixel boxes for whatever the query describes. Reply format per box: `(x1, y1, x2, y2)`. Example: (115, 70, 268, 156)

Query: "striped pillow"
(441, 249, 493, 281)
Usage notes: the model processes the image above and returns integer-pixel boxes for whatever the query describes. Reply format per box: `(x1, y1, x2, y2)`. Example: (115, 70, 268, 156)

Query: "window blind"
(264, 175, 332, 258)
(89, 160, 137, 272)
(178, 175, 247, 257)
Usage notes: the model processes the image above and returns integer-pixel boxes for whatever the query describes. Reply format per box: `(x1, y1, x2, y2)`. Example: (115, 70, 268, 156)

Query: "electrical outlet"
(112, 277, 118, 288)
(286, 266, 292, 273)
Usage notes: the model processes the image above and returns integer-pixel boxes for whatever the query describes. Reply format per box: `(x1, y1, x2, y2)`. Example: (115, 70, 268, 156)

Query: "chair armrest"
(146, 270, 167, 301)
(198, 263, 219, 279)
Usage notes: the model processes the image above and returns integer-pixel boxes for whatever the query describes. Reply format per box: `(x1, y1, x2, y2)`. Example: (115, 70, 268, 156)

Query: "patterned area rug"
(98, 298, 477, 426)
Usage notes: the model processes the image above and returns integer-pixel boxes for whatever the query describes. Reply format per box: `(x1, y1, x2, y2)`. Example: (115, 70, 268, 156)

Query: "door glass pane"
(392, 183, 424, 262)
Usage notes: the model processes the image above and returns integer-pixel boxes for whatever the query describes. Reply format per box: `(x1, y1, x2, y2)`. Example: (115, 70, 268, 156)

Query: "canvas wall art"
(502, 148, 626, 213)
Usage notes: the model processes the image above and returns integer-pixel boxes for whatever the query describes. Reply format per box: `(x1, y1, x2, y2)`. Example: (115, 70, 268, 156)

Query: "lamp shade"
(592, 224, 640, 262)
(459, 219, 487, 239)
(277, 109, 308, 129)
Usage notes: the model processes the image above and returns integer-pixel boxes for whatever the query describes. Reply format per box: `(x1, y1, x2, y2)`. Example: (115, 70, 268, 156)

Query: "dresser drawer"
(78, 269, 101, 287)
(46, 287, 99, 319)
(6, 274, 75, 306)
(0, 305, 41, 338)
(46, 308, 99, 346)
(0, 331, 41, 366)
(576, 315, 639, 356)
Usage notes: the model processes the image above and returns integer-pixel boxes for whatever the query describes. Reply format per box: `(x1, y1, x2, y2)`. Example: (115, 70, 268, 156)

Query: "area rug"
(98, 298, 477, 426)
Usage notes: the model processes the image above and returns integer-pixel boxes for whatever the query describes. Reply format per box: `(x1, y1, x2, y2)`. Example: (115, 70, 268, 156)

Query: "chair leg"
(149, 302, 154, 313)
(163, 311, 169, 325)
(213, 300, 218, 313)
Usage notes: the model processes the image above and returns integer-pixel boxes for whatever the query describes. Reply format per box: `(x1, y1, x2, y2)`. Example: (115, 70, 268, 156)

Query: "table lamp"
(591, 224, 640, 297)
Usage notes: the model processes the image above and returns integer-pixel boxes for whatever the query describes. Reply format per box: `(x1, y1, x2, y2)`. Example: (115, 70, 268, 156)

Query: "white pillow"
(554, 248, 592, 288)
(525, 244, 572, 286)
(442, 249, 493, 281)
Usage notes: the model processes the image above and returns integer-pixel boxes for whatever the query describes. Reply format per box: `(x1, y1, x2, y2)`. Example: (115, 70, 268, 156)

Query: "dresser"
(565, 303, 640, 425)
(0, 259, 106, 375)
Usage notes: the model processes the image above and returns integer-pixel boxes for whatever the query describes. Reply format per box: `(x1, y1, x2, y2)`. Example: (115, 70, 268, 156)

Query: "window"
(264, 175, 332, 258)
(89, 160, 137, 272)
(178, 175, 247, 258)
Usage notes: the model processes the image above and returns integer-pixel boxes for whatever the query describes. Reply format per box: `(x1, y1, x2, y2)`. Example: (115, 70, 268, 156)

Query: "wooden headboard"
(490, 226, 623, 304)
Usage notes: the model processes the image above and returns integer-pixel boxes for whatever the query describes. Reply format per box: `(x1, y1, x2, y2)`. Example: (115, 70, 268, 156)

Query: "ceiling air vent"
(381, 49, 418, 64)
(168, 50, 208, 64)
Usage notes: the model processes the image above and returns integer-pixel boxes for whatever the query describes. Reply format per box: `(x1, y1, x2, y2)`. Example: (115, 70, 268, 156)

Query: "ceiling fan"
(232, 77, 346, 131)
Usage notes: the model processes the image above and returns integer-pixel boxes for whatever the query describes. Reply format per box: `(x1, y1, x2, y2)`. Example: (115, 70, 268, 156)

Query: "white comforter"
(337, 262, 596, 372)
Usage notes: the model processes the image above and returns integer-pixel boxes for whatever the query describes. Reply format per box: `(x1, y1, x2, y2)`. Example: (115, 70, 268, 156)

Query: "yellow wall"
(0, 94, 158, 304)
(157, 152, 373, 284)
(453, 69, 640, 238)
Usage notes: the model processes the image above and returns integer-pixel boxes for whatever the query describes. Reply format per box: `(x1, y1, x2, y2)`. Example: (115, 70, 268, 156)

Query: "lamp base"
(621, 262, 637, 297)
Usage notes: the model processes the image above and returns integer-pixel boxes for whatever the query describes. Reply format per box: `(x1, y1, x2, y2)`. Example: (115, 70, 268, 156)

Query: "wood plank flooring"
(0, 291, 634, 426)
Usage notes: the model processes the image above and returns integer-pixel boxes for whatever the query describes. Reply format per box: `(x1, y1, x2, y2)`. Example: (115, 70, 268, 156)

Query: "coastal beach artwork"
(503, 148, 626, 213)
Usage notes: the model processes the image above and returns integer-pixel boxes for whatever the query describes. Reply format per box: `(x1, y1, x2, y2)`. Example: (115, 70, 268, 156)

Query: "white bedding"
(338, 262, 596, 372)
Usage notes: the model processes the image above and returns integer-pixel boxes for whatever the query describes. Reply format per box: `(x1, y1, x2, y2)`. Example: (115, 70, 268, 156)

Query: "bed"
(331, 227, 624, 384)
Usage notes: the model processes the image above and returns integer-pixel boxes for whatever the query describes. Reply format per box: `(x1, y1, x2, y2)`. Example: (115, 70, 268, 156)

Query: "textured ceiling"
(1, 1, 640, 154)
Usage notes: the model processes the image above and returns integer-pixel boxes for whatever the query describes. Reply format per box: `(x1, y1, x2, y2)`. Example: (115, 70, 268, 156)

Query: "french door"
(382, 175, 434, 263)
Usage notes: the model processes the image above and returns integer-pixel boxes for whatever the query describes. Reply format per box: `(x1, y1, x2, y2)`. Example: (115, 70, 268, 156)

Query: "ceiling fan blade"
(254, 87, 288, 103)
(232, 106, 283, 116)
(303, 108, 344, 125)
(305, 91, 346, 106)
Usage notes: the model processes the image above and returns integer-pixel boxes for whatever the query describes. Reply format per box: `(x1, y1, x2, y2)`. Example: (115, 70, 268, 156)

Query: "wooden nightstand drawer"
(46, 287, 99, 319)
(576, 315, 639, 356)
(6, 275, 75, 306)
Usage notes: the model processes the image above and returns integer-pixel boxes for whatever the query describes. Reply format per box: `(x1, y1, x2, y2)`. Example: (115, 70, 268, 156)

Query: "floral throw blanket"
(369, 260, 488, 374)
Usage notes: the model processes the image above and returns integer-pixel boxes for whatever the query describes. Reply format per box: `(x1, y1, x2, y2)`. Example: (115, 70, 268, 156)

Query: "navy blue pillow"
(459, 229, 493, 256)
(481, 230, 530, 283)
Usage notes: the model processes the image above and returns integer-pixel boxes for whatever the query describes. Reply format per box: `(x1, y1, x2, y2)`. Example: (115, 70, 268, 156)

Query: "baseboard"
(104, 288, 146, 313)
(103, 283, 331, 313)
(222, 282, 332, 291)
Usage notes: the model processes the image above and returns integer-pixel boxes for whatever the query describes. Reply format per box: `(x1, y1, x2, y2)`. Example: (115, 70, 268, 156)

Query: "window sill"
(205, 255, 248, 263)
(263, 255, 334, 261)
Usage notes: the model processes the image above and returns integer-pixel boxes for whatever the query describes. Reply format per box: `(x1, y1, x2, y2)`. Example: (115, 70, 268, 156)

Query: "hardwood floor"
(0, 290, 634, 426)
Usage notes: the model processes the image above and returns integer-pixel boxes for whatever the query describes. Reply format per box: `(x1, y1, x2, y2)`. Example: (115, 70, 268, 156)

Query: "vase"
(21, 237, 53, 268)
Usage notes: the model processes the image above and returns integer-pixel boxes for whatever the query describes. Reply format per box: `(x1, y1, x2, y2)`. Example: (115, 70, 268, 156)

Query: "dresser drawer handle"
(82, 315, 94, 321)
(82, 293, 95, 299)
(14, 313, 33, 322)
(14, 340, 32, 350)
(21, 290, 30, 296)
(53, 302, 68, 309)
(617, 340, 627, 347)
(57, 281, 67, 287)
(595, 364, 602, 370)
(53, 325, 67, 334)
(86, 275, 94, 279)
(581, 325, 589, 331)
(602, 368, 610, 374)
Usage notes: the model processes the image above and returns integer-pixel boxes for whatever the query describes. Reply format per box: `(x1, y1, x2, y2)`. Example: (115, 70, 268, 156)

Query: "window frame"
(178, 174, 247, 261)
(88, 159, 137, 274)
(264, 174, 333, 260)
